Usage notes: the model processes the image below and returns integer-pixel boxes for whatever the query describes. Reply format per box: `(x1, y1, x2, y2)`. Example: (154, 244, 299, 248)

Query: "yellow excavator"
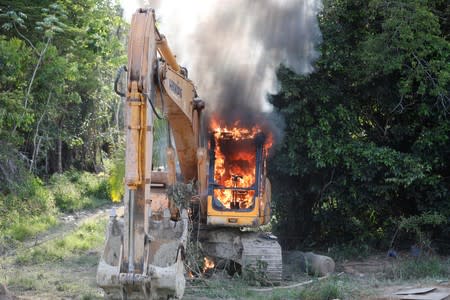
(96, 8, 281, 299)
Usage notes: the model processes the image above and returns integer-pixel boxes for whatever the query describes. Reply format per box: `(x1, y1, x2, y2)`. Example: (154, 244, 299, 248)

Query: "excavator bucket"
(97, 208, 188, 299)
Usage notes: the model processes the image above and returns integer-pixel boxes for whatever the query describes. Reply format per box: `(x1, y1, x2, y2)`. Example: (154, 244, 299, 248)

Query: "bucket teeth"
(96, 209, 188, 299)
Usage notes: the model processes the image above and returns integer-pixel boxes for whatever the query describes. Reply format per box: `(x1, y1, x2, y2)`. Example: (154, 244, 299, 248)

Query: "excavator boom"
(96, 9, 195, 299)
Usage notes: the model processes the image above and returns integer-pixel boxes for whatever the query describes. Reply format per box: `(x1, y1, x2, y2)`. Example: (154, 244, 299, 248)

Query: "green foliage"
(49, 170, 109, 212)
(298, 280, 343, 300)
(386, 256, 450, 280)
(5, 215, 57, 242)
(0, 162, 56, 242)
(0, 169, 108, 244)
(105, 150, 125, 202)
(7, 277, 39, 292)
(0, 0, 124, 247)
(398, 212, 447, 253)
(184, 239, 204, 277)
(241, 260, 271, 286)
(186, 276, 347, 300)
(186, 278, 255, 299)
(16, 218, 107, 265)
(0, 37, 33, 143)
(270, 0, 450, 249)
(0, 0, 126, 177)
(326, 243, 371, 262)
(399, 212, 447, 233)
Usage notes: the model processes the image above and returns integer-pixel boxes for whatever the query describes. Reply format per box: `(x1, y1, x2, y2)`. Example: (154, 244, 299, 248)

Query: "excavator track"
(198, 227, 282, 283)
(241, 232, 282, 283)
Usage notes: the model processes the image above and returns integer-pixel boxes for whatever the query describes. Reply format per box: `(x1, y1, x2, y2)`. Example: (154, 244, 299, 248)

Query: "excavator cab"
(201, 130, 281, 283)
(206, 131, 271, 227)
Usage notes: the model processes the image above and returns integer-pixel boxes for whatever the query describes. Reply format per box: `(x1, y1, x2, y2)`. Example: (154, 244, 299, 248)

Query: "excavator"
(96, 8, 282, 299)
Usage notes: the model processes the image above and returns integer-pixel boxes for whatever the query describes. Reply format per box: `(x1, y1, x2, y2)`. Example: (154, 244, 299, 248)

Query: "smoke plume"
(122, 0, 322, 136)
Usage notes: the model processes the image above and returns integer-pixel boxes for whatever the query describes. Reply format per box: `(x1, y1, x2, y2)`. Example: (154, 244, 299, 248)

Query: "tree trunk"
(45, 148, 48, 174)
(30, 92, 51, 172)
(13, 37, 52, 133)
(57, 135, 62, 174)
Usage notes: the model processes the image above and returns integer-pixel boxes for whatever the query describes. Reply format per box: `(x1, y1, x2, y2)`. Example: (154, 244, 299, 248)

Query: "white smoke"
(121, 0, 322, 114)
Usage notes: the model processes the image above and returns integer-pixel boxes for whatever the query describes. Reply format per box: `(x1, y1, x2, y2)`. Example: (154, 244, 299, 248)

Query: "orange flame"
(203, 256, 215, 273)
(210, 116, 273, 209)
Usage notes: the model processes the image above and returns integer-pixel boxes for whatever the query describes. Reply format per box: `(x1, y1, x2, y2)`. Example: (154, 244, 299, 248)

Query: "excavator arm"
(96, 9, 205, 299)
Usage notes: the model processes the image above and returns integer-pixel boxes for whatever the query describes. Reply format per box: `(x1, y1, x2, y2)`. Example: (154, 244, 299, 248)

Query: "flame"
(203, 256, 215, 272)
(210, 116, 273, 209)
(210, 118, 263, 141)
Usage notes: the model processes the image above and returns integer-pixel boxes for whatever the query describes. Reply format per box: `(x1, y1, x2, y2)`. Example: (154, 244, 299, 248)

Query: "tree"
(269, 0, 450, 249)
(0, 0, 126, 177)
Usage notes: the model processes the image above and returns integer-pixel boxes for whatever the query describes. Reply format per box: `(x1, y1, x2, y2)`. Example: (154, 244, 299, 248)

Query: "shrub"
(105, 154, 125, 202)
(0, 174, 56, 242)
(398, 212, 447, 254)
(49, 170, 109, 212)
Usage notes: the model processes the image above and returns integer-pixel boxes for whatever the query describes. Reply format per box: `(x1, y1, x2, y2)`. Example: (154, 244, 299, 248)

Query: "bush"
(0, 174, 56, 242)
(49, 170, 110, 212)
(398, 212, 447, 254)
(105, 153, 125, 202)
(0, 170, 110, 243)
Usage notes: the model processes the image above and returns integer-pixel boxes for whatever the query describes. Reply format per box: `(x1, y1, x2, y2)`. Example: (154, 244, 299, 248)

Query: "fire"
(210, 117, 273, 209)
(203, 256, 215, 273)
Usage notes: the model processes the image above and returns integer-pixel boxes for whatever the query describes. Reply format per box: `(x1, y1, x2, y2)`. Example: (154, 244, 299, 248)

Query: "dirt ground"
(1, 206, 449, 299)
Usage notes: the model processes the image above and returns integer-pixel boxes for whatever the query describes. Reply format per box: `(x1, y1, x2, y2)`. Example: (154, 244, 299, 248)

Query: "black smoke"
(144, 0, 322, 141)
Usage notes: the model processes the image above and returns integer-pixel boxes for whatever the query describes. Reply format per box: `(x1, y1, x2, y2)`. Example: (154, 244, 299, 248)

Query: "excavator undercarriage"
(199, 228, 282, 283)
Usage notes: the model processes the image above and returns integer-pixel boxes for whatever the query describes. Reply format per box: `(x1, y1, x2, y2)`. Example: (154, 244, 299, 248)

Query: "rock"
(284, 251, 335, 276)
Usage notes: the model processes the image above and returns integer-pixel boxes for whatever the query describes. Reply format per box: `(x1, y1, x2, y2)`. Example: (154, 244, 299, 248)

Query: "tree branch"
(13, 23, 39, 56)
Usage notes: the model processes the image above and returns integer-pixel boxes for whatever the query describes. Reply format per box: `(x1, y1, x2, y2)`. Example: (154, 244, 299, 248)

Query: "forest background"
(0, 0, 448, 254)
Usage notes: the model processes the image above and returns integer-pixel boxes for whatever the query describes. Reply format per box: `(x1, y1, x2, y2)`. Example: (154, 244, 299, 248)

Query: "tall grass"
(49, 170, 109, 212)
(0, 176, 56, 243)
(0, 170, 110, 243)
(186, 276, 347, 300)
(15, 219, 107, 265)
(386, 256, 450, 280)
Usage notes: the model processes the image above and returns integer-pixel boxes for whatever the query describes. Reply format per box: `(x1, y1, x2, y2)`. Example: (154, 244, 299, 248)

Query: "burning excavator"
(96, 8, 281, 299)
